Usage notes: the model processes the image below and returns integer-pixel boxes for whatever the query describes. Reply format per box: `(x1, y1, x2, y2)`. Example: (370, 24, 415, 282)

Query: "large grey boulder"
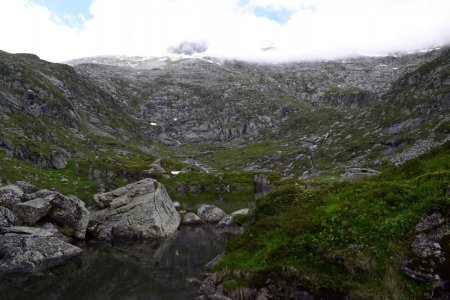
(88, 178, 180, 241)
(14, 198, 51, 225)
(197, 204, 226, 223)
(0, 206, 17, 227)
(0, 227, 82, 273)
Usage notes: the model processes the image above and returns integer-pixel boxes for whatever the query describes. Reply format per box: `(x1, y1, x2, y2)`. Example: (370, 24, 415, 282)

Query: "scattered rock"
(15, 181, 36, 194)
(199, 276, 217, 297)
(49, 150, 68, 169)
(340, 168, 380, 182)
(14, 198, 51, 225)
(89, 178, 180, 241)
(182, 213, 204, 225)
(197, 205, 226, 223)
(211, 292, 232, 300)
(145, 159, 166, 175)
(0, 184, 24, 199)
(0, 206, 17, 227)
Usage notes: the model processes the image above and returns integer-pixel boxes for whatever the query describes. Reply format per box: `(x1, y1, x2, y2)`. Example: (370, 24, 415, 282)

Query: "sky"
(1, 0, 450, 62)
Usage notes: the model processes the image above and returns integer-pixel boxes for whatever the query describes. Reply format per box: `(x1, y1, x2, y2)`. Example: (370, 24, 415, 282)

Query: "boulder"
(88, 178, 180, 241)
(0, 206, 17, 227)
(217, 215, 234, 228)
(181, 212, 204, 225)
(0, 227, 82, 273)
(47, 193, 90, 239)
(197, 205, 226, 223)
(14, 198, 51, 225)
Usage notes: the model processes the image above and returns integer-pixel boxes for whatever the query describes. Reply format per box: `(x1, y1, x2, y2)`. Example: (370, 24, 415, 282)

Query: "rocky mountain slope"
(0, 48, 449, 196)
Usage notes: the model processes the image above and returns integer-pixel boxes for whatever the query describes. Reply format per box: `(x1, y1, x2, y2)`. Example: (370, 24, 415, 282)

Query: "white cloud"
(1, 0, 450, 62)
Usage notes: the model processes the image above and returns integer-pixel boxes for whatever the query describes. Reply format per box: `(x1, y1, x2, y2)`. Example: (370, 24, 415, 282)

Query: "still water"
(0, 190, 261, 300)
(0, 225, 227, 300)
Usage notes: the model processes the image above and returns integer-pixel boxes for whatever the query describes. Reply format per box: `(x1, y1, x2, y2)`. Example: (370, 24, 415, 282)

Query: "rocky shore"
(0, 178, 181, 274)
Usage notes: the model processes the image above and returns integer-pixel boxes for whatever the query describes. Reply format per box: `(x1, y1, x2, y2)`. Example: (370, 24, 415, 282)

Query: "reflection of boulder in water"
(155, 225, 226, 272)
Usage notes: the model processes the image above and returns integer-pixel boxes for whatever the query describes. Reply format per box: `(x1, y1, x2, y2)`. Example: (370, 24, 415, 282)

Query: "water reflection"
(0, 226, 227, 300)
(174, 192, 254, 214)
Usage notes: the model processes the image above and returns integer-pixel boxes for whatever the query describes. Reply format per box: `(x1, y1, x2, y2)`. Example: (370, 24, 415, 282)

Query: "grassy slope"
(216, 142, 450, 299)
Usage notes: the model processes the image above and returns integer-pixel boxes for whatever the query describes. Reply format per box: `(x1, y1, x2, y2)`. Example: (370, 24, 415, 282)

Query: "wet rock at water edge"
(88, 178, 180, 241)
(0, 227, 82, 273)
(182, 213, 204, 225)
(231, 208, 250, 217)
(197, 205, 226, 223)
(217, 215, 234, 228)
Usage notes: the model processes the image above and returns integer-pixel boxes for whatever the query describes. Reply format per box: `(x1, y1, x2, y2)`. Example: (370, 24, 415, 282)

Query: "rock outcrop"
(88, 178, 180, 241)
(403, 211, 450, 284)
(340, 168, 380, 182)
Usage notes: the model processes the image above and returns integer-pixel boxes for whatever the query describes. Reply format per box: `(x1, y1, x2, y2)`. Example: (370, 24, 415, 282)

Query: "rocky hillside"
(69, 49, 449, 176)
(0, 48, 449, 197)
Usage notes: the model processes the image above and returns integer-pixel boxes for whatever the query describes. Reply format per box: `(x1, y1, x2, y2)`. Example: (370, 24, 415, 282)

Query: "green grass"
(215, 141, 450, 299)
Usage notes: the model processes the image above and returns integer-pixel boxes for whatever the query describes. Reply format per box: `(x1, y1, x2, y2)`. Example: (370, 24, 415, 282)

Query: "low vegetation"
(215, 141, 450, 299)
